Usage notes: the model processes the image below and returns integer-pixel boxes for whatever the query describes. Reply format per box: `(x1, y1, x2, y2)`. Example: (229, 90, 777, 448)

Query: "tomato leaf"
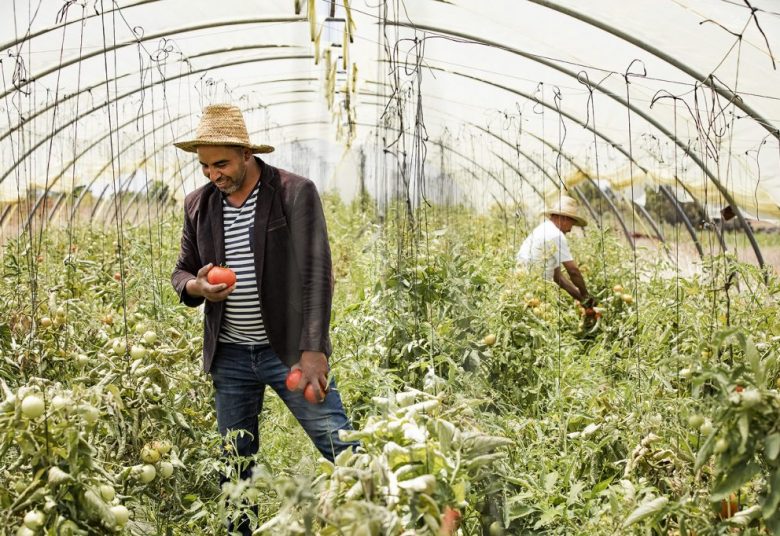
(711, 461, 759, 501)
(767, 433, 780, 461)
(622, 496, 668, 528)
(761, 467, 780, 519)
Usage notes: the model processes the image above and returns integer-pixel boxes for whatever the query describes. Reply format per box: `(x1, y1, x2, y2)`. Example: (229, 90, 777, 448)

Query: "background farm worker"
(516, 194, 596, 311)
(171, 104, 357, 534)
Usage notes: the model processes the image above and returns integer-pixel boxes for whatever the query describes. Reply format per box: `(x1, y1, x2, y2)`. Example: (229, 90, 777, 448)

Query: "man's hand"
(185, 263, 235, 302)
(295, 351, 329, 402)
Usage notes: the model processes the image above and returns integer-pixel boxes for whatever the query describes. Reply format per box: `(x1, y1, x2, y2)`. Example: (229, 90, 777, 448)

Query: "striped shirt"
(218, 182, 269, 345)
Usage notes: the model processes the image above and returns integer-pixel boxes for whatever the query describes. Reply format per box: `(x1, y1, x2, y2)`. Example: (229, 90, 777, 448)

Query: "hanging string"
(623, 59, 645, 401)
(99, 0, 130, 352)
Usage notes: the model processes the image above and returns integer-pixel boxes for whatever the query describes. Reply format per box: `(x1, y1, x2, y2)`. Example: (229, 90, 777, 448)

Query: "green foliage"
(0, 197, 778, 534)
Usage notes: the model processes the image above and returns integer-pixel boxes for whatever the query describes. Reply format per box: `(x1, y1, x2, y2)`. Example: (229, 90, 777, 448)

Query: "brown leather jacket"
(171, 158, 333, 372)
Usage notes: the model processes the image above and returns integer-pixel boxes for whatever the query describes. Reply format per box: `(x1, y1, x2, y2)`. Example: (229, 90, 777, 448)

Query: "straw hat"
(544, 194, 587, 227)
(173, 104, 274, 154)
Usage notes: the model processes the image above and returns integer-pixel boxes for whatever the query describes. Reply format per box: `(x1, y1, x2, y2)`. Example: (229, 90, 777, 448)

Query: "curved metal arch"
(372, 62, 726, 257)
(1, 74, 317, 144)
(387, 22, 765, 271)
(0, 0, 161, 52)
(0, 16, 307, 100)
(45, 99, 321, 228)
(659, 184, 705, 257)
(357, 90, 547, 200)
(163, 117, 534, 212)
(61, 115, 189, 228)
(473, 124, 711, 260)
(527, 0, 780, 141)
(480, 126, 668, 257)
(0, 54, 315, 186)
(358, 86, 643, 246)
(20, 109, 187, 232)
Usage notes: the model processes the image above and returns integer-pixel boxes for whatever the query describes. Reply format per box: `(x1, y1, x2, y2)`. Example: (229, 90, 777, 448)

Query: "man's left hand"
(297, 351, 329, 402)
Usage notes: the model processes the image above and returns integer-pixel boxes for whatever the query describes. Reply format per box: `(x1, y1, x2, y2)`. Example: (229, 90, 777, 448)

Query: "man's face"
(553, 215, 575, 233)
(197, 145, 249, 195)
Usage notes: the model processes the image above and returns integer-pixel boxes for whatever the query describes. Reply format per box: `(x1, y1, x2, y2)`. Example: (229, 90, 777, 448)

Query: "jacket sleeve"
(171, 202, 205, 308)
(289, 180, 333, 354)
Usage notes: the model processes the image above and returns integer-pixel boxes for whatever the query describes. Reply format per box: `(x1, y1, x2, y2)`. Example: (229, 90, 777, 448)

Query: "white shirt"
(516, 220, 573, 280)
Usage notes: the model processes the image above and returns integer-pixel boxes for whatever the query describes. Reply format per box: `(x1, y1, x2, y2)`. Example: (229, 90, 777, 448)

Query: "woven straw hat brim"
(544, 209, 587, 227)
(173, 139, 274, 154)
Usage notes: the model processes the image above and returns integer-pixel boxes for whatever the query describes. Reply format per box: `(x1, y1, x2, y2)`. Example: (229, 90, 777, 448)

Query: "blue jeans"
(211, 343, 358, 535)
(211, 341, 357, 463)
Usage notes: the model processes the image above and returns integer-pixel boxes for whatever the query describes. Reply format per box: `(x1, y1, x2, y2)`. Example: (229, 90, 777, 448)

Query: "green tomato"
(714, 438, 729, 454)
(687, 415, 704, 429)
(111, 339, 126, 355)
(51, 395, 71, 411)
(140, 445, 160, 464)
(81, 405, 99, 425)
(21, 395, 45, 419)
(489, 521, 505, 536)
(136, 464, 156, 483)
(130, 345, 147, 360)
(158, 461, 174, 479)
(99, 484, 116, 502)
(23, 510, 45, 529)
(740, 389, 762, 408)
(110, 505, 129, 527)
(152, 440, 171, 455)
(142, 331, 158, 346)
(699, 419, 714, 436)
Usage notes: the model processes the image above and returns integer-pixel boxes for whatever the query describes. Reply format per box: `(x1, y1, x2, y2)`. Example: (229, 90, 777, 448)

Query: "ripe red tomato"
(304, 383, 320, 404)
(440, 506, 461, 535)
(720, 494, 739, 518)
(285, 368, 302, 391)
(208, 266, 236, 287)
(735, 385, 744, 393)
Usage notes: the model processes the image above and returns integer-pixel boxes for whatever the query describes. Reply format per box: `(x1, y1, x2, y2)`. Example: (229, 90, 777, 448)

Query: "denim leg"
(211, 343, 265, 536)
(210, 343, 266, 462)
(254, 347, 359, 462)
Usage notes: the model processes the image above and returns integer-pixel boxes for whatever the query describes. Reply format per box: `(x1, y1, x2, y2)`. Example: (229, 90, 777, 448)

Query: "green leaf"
(762, 467, 780, 519)
(745, 337, 762, 384)
(766, 433, 780, 461)
(622, 496, 668, 528)
(738, 414, 750, 454)
(695, 430, 717, 471)
(711, 462, 760, 501)
(544, 471, 559, 493)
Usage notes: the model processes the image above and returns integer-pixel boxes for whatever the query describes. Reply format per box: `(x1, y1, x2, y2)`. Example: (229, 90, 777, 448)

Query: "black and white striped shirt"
(218, 182, 269, 345)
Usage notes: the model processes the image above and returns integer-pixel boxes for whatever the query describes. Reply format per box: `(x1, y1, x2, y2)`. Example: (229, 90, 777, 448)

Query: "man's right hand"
(185, 263, 235, 302)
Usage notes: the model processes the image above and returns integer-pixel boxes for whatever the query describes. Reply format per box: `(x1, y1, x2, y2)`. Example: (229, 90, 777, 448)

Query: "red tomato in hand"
(207, 266, 236, 287)
(285, 368, 302, 391)
(304, 383, 321, 404)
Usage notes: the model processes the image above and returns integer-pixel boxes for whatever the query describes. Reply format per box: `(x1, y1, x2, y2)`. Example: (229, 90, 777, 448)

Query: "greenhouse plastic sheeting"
(1, 0, 778, 218)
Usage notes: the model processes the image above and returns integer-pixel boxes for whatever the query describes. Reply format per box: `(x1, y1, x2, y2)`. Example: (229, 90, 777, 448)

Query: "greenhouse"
(1, 0, 780, 534)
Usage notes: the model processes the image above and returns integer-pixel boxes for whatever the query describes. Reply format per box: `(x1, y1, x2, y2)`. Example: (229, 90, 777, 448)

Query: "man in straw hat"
(516, 194, 594, 308)
(171, 104, 357, 532)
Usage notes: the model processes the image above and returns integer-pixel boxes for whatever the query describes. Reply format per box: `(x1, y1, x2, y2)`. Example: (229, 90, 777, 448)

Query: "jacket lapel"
(253, 159, 277, 284)
(208, 187, 225, 265)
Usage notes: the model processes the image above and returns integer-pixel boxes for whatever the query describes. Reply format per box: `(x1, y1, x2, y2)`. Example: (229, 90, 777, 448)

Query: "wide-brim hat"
(173, 104, 274, 154)
(544, 194, 587, 227)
